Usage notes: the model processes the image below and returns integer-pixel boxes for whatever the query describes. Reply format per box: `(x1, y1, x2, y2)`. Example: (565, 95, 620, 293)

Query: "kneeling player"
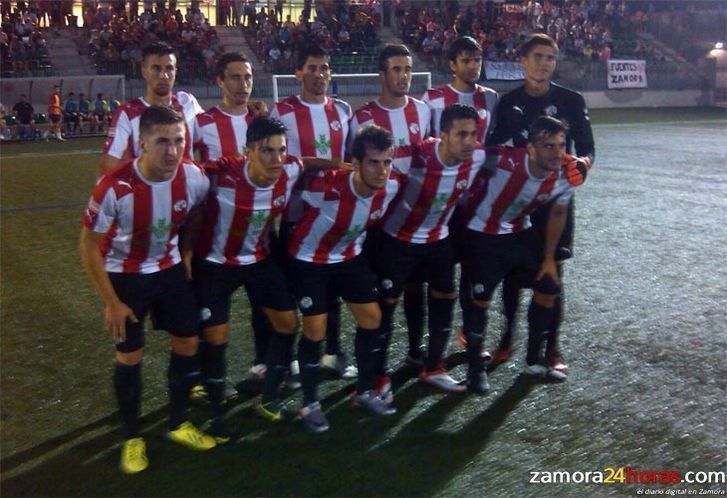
(460, 116, 582, 386)
(189, 117, 302, 437)
(273, 125, 400, 432)
(79, 106, 216, 475)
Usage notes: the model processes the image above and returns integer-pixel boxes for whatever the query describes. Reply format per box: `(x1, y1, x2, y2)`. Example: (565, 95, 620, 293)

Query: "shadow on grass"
(1, 364, 540, 498)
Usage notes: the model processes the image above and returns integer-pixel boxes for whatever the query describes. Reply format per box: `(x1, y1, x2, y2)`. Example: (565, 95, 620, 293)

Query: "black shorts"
(288, 255, 378, 316)
(49, 114, 61, 124)
(531, 196, 575, 261)
(108, 263, 197, 353)
(375, 233, 455, 299)
(463, 228, 541, 302)
(193, 257, 295, 328)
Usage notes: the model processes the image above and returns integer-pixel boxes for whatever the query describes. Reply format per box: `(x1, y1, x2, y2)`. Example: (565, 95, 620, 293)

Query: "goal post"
(272, 72, 432, 105)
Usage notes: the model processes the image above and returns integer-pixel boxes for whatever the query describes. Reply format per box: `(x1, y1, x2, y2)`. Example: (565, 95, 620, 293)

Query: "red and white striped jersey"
(383, 137, 485, 244)
(464, 146, 575, 235)
(196, 156, 302, 265)
(83, 159, 209, 274)
(102, 92, 203, 161)
(348, 96, 431, 153)
(421, 84, 498, 143)
(270, 96, 351, 160)
(193, 106, 254, 162)
(288, 168, 400, 264)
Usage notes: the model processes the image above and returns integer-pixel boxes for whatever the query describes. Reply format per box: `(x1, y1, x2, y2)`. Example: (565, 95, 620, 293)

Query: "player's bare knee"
(302, 315, 326, 341)
(170, 335, 198, 356)
(472, 299, 490, 309)
(532, 291, 556, 308)
(116, 349, 143, 365)
(203, 324, 229, 345)
(267, 309, 298, 334)
(429, 288, 457, 300)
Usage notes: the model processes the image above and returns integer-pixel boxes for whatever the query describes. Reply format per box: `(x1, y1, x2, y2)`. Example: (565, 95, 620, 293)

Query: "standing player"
(348, 43, 431, 380)
(461, 116, 583, 386)
(422, 36, 497, 144)
(63, 92, 79, 136)
(44, 84, 64, 141)
(421, 35, 498, 357)
(375, 104, 486, 393)
(97, 41, 203, 177)
(193, 52, 256, 163)
(486, 33, 595, 375)
(280, 125, 400, 432)
(270, 44, 356, 379)
(190, 117, 301, 437)
(79, 106, 216, 475)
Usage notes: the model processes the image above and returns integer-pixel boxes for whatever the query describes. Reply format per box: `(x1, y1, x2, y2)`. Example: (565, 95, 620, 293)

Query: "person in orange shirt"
(45, 84, 64, 141)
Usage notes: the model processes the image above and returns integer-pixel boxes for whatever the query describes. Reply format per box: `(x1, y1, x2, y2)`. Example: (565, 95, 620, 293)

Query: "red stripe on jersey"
(397, 161, 443, 243)
(294, 105, 316, 157)
(342, 191, 386, 260)
(484, 165, 529, 234)
(171, 95, 194, 160)
(217, 113, 239, 158)
(370, 104, 393, 134)
(443, 86, 459, 107)
(426, 160, 472, 243)
(123, 181, 152, 273)
(312, 187, 356, 263)
(223, 176, 256, 264)
(514, 173, 557, 232)
(158, 166, 189, 270)
(287, 206, 321, 258)
(324, 98, 344, 159)
(403, 98, 422, 144)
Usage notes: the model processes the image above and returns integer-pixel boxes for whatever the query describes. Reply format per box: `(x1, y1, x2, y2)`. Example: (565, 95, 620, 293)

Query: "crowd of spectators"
(397, 0, 667, 71)
(83, 2, 223, 82)
(1, 7, 52, 77)
(247, 0, 381, 73)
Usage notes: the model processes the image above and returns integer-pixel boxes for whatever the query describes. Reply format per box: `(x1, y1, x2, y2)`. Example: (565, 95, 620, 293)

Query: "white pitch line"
(0, 149, 100, 160)
(595, 118, 727, 129)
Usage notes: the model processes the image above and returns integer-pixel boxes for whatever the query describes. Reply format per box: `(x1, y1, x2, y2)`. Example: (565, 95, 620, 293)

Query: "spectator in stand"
(12, 93, 34, 140)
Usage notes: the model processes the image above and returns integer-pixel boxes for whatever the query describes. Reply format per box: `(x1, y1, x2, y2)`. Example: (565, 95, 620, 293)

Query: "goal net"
(272, 72, 432, 108)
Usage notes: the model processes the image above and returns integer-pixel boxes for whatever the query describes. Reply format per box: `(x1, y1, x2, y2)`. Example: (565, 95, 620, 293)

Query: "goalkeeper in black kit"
(486, 33, 595, 377)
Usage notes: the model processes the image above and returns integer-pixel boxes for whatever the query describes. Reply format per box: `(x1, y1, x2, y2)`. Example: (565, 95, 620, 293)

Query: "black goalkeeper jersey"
(487, 82, 595, 163)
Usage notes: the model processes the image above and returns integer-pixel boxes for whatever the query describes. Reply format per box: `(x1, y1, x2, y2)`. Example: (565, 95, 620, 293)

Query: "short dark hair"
(246, 116, 288, 146)
(142, 41, 175, 62)
(214, 52, 250, 80)
(519, 33, 559, 58)
(440, 103, 479, 133)
(378, 44, 411, 71)
(350, 125, 394, 162)
(528, 116, 569, 143)
(139, 105, 184, 137)
(447, 36, 482, 62)
(295, 44, 328, 71)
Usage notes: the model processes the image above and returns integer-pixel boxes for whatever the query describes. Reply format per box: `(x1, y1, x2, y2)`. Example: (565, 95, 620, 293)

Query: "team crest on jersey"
(477, 109, 488, 120)
(272, 195, 286, 208)
(409, 123, 420, 135)
(536, 193, 551, 203)
(330, 120, 341, 131)
(173, 200, 188, 213)
(545, 105, 558, 117)
(369, 209, 383, 221)
(455, 179, 469, 191)
(314, 134, 331, 155)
